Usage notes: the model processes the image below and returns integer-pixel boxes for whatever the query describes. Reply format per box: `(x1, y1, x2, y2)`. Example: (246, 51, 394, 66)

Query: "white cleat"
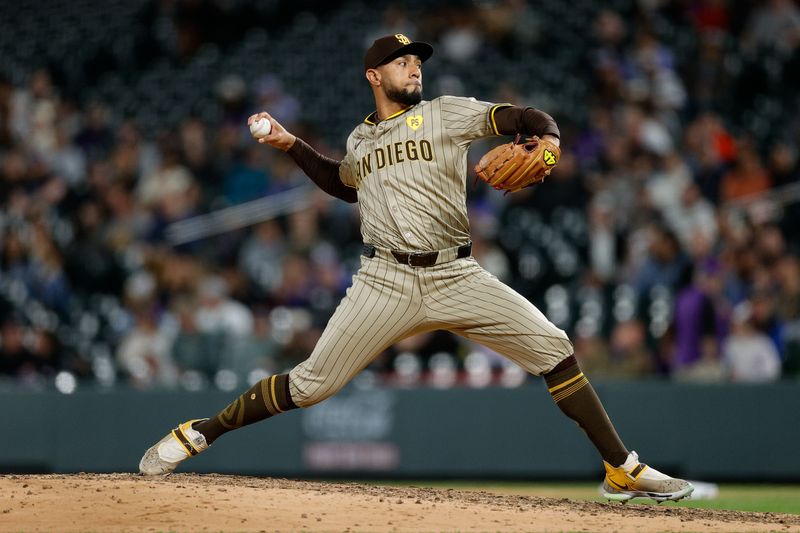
(602, 451, 694, 503)
(138, 418, 210, 476)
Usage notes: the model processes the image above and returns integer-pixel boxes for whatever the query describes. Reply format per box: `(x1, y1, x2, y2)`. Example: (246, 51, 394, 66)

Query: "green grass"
(368, 481, 800, 515)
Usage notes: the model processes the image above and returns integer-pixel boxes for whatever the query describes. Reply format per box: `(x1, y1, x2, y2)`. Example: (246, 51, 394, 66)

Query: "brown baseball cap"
(364, 34, 433, 71)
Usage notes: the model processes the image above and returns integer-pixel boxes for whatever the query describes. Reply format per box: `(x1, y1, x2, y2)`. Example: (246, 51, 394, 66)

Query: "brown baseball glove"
(474, 134, 561, 193)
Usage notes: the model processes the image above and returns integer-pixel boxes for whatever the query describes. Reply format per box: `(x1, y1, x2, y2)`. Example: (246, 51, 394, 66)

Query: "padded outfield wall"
(2, 381, 799, 481)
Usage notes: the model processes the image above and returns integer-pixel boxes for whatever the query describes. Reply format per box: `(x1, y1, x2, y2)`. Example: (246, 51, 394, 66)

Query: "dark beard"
(386, 85, 422, 106)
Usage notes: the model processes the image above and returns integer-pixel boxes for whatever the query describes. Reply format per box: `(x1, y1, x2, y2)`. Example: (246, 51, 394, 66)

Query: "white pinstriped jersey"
(339, 96, 510, 251)
(288, 96, 574, 405)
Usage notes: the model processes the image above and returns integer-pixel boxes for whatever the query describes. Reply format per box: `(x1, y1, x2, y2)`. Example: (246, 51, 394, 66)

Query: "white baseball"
(249, 118, 272, 139)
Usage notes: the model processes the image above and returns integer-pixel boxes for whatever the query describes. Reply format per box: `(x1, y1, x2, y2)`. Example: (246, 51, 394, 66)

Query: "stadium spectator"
(220, 308, 282, 380)
(10, 68, 58, 155)
(624, 29, 687, 114)
(586, 194, 621, 284)
(670, 183, 719, 252)
(719, 143, 772, 201)
(750, 290, 785, 359)
(171, 294, 218, 381)
(46, 127, 86, 187)
(25, 224, 71, 313)
(607, 319, 656, 378)
(632, 224, 689, 296)
(646, 151, 692, 223)
(669, 263, 722, 377)
(63, 198, 125, 295)
(238, 220, 286, 294)
(116, 271, 177, 388)
(194, 275, 253, 336)
(224, 144, 271, 203)
(723, 302, 781, 383)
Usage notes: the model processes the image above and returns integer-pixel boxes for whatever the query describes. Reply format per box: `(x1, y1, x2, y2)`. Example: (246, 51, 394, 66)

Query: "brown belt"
(362, 242, 472, 267)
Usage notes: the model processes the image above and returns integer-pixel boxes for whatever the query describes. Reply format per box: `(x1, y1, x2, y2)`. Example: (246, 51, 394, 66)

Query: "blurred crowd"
(1, 0, 799, 391)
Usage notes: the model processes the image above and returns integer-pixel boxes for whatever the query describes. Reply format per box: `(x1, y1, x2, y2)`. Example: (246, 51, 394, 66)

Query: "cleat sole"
(603, 485, 694, 504)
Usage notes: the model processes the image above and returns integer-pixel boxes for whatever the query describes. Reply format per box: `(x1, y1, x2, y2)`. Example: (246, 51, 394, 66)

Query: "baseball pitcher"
(140, 35, 693, 503)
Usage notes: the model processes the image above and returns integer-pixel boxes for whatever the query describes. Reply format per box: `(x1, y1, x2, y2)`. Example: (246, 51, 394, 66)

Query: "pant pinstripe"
(288, 255, 573, 406)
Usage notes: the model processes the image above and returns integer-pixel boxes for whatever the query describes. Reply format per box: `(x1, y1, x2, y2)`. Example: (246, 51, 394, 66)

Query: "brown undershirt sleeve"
(492, 105, 560, 139)
(286, 138, 358, 203)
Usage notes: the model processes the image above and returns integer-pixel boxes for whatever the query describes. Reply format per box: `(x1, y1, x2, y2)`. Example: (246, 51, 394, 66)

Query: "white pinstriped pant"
(288, 252, 574, 406)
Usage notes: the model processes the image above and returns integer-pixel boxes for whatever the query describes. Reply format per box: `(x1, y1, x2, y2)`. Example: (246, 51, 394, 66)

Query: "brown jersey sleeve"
(492, 106, 560, 139)
(286, 138, 358, 203)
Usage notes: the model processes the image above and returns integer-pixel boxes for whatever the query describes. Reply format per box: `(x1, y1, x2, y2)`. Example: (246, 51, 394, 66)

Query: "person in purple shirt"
(670, 261, 720, 372)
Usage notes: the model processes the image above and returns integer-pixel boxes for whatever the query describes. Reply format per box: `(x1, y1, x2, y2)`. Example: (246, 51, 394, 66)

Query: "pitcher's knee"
(554, 332, 574, 359)
(288, 385, 330, 408)
(287, 364, 342, 408)
(550, 329, 574, 357)
(533, 330, 574, 374)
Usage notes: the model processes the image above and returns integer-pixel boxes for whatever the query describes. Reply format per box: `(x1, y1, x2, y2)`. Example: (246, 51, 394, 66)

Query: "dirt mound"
(1, 474, 798, 532)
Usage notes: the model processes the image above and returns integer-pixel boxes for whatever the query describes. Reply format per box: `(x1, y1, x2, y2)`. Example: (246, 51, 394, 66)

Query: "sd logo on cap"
(364, 34, 434, 71)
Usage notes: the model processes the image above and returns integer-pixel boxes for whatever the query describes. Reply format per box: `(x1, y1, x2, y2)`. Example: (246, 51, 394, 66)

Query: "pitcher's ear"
(366, 69, 381, 86)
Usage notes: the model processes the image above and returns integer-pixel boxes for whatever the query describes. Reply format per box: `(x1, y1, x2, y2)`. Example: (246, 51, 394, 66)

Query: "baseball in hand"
(249, 118, 272, 139)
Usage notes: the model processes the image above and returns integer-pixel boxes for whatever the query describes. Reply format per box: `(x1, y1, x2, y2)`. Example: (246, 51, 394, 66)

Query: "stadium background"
(1, 0, 799, 481)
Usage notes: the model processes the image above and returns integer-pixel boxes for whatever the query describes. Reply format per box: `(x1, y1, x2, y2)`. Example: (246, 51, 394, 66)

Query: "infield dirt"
(1, 474, 799, 532)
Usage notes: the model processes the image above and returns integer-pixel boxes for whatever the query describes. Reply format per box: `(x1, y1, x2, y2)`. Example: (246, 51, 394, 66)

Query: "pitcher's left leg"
(421, 259, 573, 374)
(423, 259, 693, 502)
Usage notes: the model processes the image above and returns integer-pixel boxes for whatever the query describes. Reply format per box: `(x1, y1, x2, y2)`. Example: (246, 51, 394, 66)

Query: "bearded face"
(385, 82, 422, 106)
(376, 55, 423, 106)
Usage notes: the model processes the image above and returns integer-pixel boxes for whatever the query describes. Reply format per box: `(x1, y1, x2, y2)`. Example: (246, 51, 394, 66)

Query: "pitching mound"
(1, 474, 799, 532)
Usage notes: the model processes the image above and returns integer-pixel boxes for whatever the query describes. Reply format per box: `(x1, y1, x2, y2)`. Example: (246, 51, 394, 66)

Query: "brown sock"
(194, 374, 298, 445)
(544, 355, 629, 467)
